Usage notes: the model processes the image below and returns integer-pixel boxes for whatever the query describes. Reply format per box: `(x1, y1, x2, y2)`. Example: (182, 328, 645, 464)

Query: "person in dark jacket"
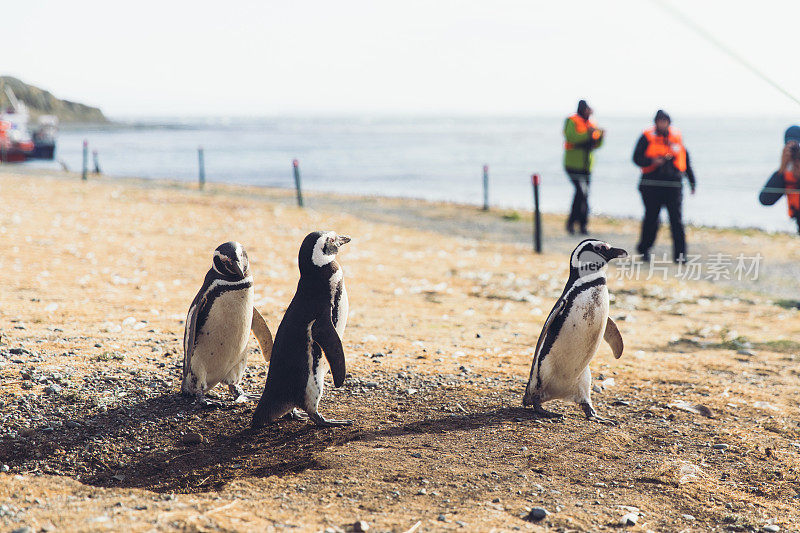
(633, 110, 696, 262)
(563, 100, 604, 235)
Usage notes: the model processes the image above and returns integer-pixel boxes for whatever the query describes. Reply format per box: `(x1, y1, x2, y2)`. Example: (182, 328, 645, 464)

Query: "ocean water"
(27, 115, 798, 233)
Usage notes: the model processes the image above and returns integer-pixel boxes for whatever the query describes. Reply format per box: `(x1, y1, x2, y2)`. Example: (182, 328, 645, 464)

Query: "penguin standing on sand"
(252, 231, 351, 427)
(183, 242, 273, 404)
(523, 239, 627, 424)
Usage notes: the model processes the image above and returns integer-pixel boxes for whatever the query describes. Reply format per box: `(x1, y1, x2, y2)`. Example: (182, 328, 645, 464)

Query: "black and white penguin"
(251, 231, 351, 428)
(523, 239, 627, 424)
(182, 241, 273, 404)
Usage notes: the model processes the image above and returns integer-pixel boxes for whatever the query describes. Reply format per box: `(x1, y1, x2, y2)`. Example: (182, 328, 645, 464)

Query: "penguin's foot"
(228, 384, 250, 403)
(533, 405, 563, 419)
(528, 397, 562, 419)
(589, 415, 618, 426)
(196, 392, 223, 408)
(579, 402, 617, 425)
(308, 412, 353, 427)
(282, 408, 309, 421)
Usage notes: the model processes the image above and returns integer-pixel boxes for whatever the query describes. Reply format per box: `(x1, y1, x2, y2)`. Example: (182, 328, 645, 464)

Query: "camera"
(790, 141, 800, 161)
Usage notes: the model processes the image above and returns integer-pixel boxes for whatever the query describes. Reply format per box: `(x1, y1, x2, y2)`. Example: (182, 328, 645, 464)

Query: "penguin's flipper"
(183, 302, 200, 378)
(311, 314, 347, 387)
(523, 298, 565, 405)
(603, 317, 624, 359)
(534, 298, 565, 359)
(250, 306, 274, 362)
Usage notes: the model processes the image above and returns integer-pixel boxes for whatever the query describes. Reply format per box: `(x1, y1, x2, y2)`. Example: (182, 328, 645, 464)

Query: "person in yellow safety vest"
(563, 100, 604, 235)
(632, 109, 697, 263)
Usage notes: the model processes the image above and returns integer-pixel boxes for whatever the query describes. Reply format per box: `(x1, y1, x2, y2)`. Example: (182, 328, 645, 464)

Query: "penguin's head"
(299, 231, 351, 273)
(570, 239, 628, 277)
(212, 241, 250, 279)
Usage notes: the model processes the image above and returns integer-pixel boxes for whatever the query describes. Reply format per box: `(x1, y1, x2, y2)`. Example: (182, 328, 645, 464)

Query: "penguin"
(522, 239, 627, 424)
(182, 241, 274, 404)
(251, 231, 351, 428)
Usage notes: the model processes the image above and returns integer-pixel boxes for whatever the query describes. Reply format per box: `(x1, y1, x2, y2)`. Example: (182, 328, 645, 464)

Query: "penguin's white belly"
(335, 285, 348, 338)
(304, 322, 327, 410)
(191, 287, 254, 389)
(539, 286, 608, 400)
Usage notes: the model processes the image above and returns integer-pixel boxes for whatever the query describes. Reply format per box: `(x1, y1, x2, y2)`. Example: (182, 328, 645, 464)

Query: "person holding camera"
(563, 99, 604, 235)
(633, 109, 696, 263)
(761, 126, 800, 234)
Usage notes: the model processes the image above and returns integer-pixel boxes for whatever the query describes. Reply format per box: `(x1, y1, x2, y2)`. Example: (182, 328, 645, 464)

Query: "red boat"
(0, 87, 35, 163)
(0, 119, 34, 162)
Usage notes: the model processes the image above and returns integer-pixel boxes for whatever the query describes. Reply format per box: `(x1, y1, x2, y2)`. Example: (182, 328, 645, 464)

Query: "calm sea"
(28, 115, 797, 233)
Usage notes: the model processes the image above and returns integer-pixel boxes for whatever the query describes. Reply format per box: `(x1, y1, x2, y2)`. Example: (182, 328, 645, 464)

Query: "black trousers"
(566, 171, 590, 230)
(637, 185, 686, 260)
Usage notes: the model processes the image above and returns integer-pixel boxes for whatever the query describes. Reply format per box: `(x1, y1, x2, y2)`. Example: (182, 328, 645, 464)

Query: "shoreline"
(5, 166, 798, 300)
(7, 164, 796, 235)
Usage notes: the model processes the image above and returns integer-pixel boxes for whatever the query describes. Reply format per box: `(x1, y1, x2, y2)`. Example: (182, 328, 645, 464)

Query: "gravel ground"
(0, 169, 799, 532)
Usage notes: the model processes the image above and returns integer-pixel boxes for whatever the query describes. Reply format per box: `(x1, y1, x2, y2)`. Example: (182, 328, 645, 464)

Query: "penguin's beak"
(336, 235, 351, 246)
(603, 247, 628, 261)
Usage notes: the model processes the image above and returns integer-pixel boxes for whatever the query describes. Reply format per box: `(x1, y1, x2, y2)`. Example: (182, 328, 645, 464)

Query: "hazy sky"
(5, 1, 799, 117)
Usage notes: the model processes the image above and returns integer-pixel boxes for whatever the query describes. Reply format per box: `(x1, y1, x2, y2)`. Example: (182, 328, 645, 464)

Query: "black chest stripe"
(331, 282, 343, 329)
(535, 277, 606, 389)
(194, 279, 253, 346)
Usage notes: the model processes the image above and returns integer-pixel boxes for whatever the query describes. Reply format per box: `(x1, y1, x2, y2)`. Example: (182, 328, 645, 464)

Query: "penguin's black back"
(255, 263, 339, 408)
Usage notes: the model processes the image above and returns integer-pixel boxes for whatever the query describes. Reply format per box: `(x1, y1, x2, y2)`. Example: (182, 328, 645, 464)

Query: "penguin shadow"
(3, 385, 551, 494)
(102, 403, 548, 493)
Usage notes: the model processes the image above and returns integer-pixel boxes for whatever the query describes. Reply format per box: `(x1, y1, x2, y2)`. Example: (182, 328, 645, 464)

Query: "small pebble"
(181, 432, 203, 445)
(713, 444, 729, 450)
(437, 514, 447, 522)
(682, 514, 695, 520)
(620, 513, 638, 526)
(1, 465, 9, 472)
(763, 526, 780, 532)
(352, 520, 369, 532)
(525, 507, 548, 521)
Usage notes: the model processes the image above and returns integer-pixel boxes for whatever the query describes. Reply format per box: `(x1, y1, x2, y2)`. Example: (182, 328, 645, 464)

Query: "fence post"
(482, 164, 489, 211)
(532, 174, 542, 253)
(81, 140, 88, 181)
(293, 159, 304, 207)
(198, 146, 205, 189)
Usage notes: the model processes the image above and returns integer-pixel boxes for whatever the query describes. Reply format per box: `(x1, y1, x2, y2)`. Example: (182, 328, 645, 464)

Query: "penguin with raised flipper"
(182, 241, 273, 404)
(523, 239, 627, 424)
(251, 231, 351, 428)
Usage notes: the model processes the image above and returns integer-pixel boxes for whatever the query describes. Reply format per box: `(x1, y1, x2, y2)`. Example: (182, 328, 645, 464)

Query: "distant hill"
(0, 76, 108, 123)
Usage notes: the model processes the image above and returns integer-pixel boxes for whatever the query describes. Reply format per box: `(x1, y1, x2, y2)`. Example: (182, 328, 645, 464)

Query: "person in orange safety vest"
(632, 109, 697, 263)
(763, 126, 800, 234)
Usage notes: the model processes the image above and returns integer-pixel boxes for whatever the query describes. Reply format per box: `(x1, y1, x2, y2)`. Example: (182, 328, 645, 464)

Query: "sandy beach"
(1, 168, 799, 532)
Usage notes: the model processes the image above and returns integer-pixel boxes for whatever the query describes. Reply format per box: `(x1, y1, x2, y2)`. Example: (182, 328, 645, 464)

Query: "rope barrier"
(554, 174, 798, 194)
(650, 0, 800, 108)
